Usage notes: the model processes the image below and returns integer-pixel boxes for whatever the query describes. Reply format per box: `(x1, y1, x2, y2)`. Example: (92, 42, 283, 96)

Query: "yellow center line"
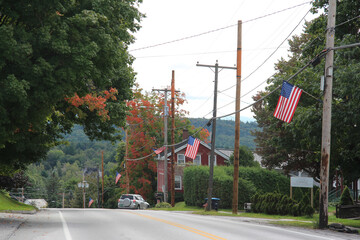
(127, 211, 227, 240)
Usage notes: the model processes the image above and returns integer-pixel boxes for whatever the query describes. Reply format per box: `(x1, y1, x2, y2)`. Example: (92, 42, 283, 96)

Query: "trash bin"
(155, 192, 164, 203)
(204, 198, 220, 211)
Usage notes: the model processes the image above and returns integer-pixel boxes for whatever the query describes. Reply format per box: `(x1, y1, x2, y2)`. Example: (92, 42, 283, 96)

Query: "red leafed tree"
(65, 88, 118, 121)
(117, 86, 209, 202)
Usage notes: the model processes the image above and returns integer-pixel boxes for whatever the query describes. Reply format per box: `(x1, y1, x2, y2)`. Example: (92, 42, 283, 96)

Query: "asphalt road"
(1, 209, 358, 240)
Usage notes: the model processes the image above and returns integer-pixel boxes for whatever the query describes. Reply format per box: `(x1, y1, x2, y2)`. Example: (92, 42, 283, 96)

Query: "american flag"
(153, 146, 165, 155)
(274, 81, 302, 123)
(184, 136, 200, 160)
(88, 197, 94, 207)
(115, 171, 121, 184)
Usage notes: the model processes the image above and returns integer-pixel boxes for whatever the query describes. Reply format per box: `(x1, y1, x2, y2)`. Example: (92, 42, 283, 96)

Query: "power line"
(219, 7, 312, 94)
(129, 2, 312, 52)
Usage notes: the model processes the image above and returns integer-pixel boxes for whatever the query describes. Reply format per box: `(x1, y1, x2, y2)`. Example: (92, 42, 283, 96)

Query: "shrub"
(251, 192, 312, 217)
(339, 186, 354, 205)
(224, 167, 289, 195)
(155, 202, 172, 208)
(184, 166, 257, 209)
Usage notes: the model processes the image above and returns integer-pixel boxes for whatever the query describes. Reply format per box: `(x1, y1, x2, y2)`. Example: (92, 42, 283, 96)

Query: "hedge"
(251, 192, 314, 217)
(184, 166, 256, 208)
(224, 167, 289, 195)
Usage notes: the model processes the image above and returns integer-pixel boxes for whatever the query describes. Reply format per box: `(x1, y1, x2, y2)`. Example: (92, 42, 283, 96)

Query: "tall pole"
(207, 61, 219, 211)
(83, 171, 86, 208)
(101, 151, 104, 208)
(319, 0, 336, 229)
(153, 83, 180, 203)
(171, 71, 176, 207)
(125, 127, 130, 193)
(163, 89, 169, 203)
(197, 61, 236, 211)
(232, 20, 242, 214)
(97, 167, 100, 208)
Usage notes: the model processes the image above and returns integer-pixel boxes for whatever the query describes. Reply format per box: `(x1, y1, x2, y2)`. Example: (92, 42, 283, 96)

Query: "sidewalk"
(0, 212, 33, 240)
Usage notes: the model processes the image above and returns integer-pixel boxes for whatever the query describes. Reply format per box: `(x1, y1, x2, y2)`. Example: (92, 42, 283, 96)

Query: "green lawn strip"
(0, 191, 36, 212)
(162, 202, 359, 229)
(270, 220, 315, 229)
(151, 202, 203, 211)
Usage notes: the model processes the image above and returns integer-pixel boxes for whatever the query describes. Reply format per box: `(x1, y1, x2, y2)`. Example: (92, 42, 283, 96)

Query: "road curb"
(0, 209, 37, 214)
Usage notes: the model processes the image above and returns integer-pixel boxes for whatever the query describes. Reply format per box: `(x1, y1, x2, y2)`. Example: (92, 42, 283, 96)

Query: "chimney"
(182, 129, 189, 140)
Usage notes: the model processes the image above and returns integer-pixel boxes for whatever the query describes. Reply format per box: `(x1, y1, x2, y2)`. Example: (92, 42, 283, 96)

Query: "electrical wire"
(129, 2, 312, 52)
(124, 20, 360, 161)
(219, 7, 312, 94)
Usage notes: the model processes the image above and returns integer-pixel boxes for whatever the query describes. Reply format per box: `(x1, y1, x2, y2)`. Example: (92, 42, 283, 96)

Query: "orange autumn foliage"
(65, 88, 118, 121)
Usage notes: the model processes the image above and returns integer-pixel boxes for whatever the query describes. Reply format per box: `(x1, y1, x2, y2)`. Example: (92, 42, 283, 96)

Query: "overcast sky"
(129, 0, 317, 121)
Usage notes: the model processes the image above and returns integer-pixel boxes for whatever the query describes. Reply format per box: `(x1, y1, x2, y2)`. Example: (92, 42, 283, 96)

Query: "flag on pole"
(184, 136, 200, 160)
(273, 81, 303, 123)
(153, 146, 165, 155)
(115, 171, 121, 184)
(88, 197, 94, 207)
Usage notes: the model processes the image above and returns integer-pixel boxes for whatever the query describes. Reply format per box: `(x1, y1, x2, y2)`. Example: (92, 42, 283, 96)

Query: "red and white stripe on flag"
(184, 136, 200, 160)
(273, 81, 302, 123)
(115, 171, 121, 184)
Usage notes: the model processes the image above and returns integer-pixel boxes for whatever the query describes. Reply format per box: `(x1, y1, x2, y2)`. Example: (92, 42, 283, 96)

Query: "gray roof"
(157, 140, 229, 161)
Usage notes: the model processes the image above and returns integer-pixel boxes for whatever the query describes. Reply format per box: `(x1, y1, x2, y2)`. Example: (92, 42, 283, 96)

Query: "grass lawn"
(156, 202, 360, 230)
(0, 191, 36, 212)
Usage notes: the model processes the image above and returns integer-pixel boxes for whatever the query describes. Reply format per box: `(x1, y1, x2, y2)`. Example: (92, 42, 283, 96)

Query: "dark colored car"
(118, 194, 149, 209)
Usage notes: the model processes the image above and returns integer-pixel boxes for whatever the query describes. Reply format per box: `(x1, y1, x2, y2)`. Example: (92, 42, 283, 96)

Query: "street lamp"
(77, 180, 89, 208)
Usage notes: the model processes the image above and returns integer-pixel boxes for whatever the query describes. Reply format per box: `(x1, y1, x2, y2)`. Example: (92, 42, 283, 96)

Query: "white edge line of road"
(59, 211, 73, 240)
(214, 216, 336, 240)
(172, 212, 337, 240)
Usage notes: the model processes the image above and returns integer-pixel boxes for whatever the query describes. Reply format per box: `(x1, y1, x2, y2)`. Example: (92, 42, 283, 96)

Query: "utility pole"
(197, 61, 236, 210)
(83, 170, 86, 208)
(171, 70, 176, 207)
(125, 127, 130, 193)
(97, 166, 100, 208)
(101, 151, 104, 208)
(319, 0, 336, 229)
(62, 192, 65, 208)
(232, 20, 242, 214)
(153, 87, 170, 202)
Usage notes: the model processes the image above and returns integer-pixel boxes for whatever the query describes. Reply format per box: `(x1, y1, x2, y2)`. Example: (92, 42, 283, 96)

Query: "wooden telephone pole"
(197, 61, 236, 210)
(319, 0, 336, 229)
(101, 151, 104, 207)
(153, 87, 170, 203)
(171, 70, 176, 207)
(232, 20, 242, 214)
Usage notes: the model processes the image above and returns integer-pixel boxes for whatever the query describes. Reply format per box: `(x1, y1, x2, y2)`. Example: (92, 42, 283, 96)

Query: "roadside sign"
(291, 177, 313, 188)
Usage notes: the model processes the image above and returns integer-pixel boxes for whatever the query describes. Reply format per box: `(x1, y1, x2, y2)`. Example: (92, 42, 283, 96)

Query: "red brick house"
(156, 133, 229, 194)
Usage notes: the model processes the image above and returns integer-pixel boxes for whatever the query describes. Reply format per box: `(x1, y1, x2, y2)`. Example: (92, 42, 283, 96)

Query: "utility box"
(244, 203, 252, 212)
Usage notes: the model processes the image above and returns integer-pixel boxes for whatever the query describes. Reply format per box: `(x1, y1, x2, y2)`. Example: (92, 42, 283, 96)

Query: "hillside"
(0, 191, 36, 211)
(189, 118, 259, 150)
(62, 119, 259, 150)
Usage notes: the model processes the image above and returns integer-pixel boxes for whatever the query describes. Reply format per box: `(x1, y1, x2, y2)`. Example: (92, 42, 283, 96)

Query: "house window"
(208, 155, 217, 166)
(193, 155, 201, 165)
(175, 176, 182, 190)
(177, 154, 185, 165)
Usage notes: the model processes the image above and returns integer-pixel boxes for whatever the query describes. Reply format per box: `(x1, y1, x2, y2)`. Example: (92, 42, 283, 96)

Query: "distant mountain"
(189, 118, 259, 150)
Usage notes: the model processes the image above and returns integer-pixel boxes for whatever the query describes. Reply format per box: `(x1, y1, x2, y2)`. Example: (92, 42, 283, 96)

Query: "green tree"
(46, 172, 61, 208)
(229, 145, 260, 167)
(252, 0, 360, 182)
(0, 0, 144, 175)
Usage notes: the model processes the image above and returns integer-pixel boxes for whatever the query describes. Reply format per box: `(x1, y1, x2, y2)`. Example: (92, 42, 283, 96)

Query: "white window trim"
(208, 155, 217, 166)
(177, 154, 185, 165)
(175, 176, 182, 190)
(193, 154, 201, 166)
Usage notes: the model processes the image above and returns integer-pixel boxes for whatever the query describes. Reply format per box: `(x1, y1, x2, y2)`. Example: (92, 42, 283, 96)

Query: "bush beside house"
(251, 192, 314, 217)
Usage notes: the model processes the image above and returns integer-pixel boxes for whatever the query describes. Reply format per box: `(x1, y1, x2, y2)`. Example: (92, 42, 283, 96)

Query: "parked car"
(118, 194, 149, 209)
